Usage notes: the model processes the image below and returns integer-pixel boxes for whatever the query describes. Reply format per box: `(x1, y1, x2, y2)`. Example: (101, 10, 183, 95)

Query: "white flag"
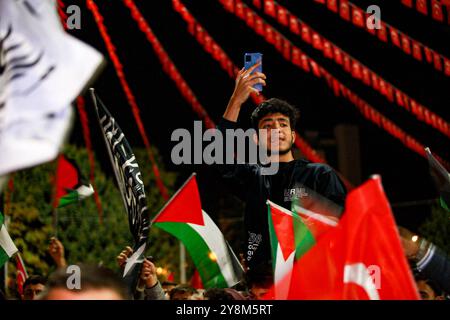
(0, 0, 104, 175)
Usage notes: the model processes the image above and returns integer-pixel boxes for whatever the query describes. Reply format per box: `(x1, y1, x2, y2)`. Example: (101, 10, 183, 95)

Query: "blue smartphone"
(244, 52, 263, 92)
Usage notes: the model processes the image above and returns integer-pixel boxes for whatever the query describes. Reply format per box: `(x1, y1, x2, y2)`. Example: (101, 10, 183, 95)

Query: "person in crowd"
(204, 288, 247, 300)
(217, 62, 347, 272)
(244, 263, 274, 300)
(161, 280, 177, 299)
(169, 284, 198, 300)
(399, 226, 450, 294)
(415, 275, 446, 300)
(21, 275, 47, 300)
(48, 237, 67, 269)
(116, 246, 166, 300)
(40, 264, 128, 300)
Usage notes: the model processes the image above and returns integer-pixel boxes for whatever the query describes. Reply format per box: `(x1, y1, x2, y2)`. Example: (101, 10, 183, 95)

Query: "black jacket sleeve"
(315, 165, 347, 208)
(417, 244, 450, 294)
(215, 118, 259, 200)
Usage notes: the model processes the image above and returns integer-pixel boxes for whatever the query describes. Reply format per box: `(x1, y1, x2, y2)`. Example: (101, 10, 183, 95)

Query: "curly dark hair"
(251, 98, 300, 130)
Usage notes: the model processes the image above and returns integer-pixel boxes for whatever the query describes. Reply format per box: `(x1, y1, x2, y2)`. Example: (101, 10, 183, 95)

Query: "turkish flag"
(301, 54, 311, 72)
(433, 52, 443, 71)
(416, 0, 428, 15)
(264, 0, 277, 18)
(277, 7, 289, 26)
(401, 0, 413, 8)
(264, 177, 419, 300)
(444, 58, 450, 76)
(412, 41, 423, 61)
(283, 40, 292, 60)
(352, 7, 365, 27)
(370, 72, 380, 91)
(389, 28, 401, 47)
(327, 0, 338, 12)
(204, 35, 213, 53)
(292, 47, 302, 67)
(432, 0, 444, 22)
(377, 23, 388, 42)
(222, 0, 235, 13)
(340, 0, 350, 21)
(401, 34, 411, 54)
(290, 16, 300, 34)
(235, 1, 246, 19)
(255, 16, 265, 36)
(332, 78, 341, 96)
(274, 31, 283, 52)
(362, 67, 371, 86)
(424, 47, 434, 63)
(310, 60, 321, 77)
(323, 41, 333, 58)
(253, 0, 262, 9)
(343, 55, 352, 73)
(246, 10, 255, 27)
(265, 25, 276, 44)
(333, 46, 343, 65)
(301, 23, 312, 43)
(312, 32, 323, 50)
(351, 61, 362, 79)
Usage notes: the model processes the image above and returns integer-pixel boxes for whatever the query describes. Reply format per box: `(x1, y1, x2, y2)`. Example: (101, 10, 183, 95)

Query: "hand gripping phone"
(244, 52, 263, 92)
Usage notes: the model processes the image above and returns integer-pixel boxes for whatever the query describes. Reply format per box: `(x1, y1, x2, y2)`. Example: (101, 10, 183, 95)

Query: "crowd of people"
(0, 232, 447, 300)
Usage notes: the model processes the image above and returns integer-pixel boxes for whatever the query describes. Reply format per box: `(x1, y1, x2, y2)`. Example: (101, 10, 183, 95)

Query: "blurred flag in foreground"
(0, 0, 103, 175)
(265, 176, 419, 300)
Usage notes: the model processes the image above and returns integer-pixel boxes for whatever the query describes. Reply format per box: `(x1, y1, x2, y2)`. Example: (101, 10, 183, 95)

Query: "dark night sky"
(66, 0, 450, 232)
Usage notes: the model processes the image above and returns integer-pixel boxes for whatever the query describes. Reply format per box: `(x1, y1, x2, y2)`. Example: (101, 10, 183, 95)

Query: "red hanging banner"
(416, 0, 428, 15)
(327, 0, 338, 12)
(431, 0, 444, 21)
(352, 6, 365, 27)
(340, 0, 351, 20)
(389, 28, 401, 47)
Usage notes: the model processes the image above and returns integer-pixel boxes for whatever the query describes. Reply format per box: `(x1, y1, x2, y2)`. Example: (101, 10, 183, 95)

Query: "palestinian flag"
(0, 211, 18, 268)
(267, 200, 337, 299)
(425, 147, 450, 211)
(152, 174, 243, 288)
(54, 155, 94, 208)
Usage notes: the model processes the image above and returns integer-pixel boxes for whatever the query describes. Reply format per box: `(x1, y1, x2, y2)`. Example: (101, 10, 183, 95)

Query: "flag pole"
(180, 241, 186, 284)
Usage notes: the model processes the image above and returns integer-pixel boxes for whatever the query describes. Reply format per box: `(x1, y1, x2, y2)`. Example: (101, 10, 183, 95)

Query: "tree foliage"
(3, 145, 185, 295)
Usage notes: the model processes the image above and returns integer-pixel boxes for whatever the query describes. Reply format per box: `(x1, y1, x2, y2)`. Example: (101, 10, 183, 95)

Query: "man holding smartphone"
(217, 60, 347, 273)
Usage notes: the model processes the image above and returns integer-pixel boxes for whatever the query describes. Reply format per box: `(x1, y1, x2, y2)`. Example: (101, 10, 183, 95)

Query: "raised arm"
(223, 62, 266, 122)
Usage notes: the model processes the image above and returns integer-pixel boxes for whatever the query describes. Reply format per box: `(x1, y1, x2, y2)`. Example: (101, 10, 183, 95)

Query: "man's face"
(22, 283, 46, 300)
(416, 280, 436, 300)
(257, 113, 295, 155)
(43, 288, 124, 300)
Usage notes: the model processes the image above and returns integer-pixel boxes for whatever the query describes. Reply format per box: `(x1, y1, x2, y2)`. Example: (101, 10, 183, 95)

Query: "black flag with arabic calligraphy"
(91, 89, 150, 283)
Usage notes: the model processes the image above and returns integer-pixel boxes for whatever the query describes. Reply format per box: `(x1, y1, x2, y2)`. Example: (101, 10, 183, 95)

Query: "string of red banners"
(171, 0, 356, 189)
(249, 0, 450, 139)
(122, 0, 216, 131)
(126, 0, 338, 175)
(76, 97, 104, 222)
(401, 0, 450, 24)
(86, 0, 169, 201)
(313, 0, 450, 78)
(218, 0, 450, 169)
(124, 0, 359, 190)
(171, 0, 327, 166)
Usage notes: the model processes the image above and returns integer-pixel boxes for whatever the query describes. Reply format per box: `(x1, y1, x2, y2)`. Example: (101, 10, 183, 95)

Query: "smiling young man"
(217, 62, 347, 272)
